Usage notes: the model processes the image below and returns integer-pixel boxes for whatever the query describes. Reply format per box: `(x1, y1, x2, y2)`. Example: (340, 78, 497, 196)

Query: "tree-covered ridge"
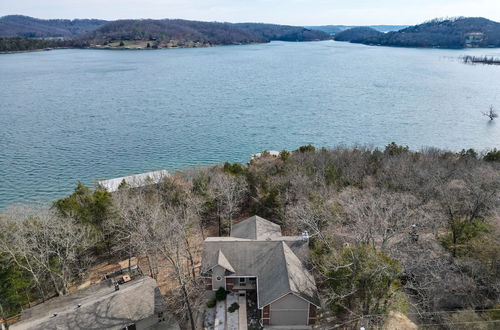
(0, 15, 331, 51)
(306, 25, 408, 35)
(84, 19, 331, 45)
(1, 145, 499, 328)
(0, 37, 89, 52)
(0, 15, 107, 38)
(332, 27, 383, 43)
(334, 17, 500, 48)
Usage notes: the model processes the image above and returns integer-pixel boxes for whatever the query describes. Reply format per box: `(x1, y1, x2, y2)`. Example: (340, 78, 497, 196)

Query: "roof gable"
(215, 249, 235, 273)
(258, 242, 320, 308)
(230, 215, 282, 240)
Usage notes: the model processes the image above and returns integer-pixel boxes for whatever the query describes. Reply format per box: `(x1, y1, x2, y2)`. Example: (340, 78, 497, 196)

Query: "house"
(465, 32, 484, 47)
(10, 277, 179, 330)
(201, 216, 321, 328)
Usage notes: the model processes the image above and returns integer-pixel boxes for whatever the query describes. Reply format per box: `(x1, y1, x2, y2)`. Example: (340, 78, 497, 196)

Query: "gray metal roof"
(98, 170, 170, 192)
(11, 277, 178, 330)
(202, 216, 320, 308)
(230, 215, 282, 240)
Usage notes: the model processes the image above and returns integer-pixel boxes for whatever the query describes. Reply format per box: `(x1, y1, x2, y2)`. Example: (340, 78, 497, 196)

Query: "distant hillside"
(334, 17, 500, 48)
(0, 15, 107, 38)
(308, 25, 408, 35)
(0, 16, 331, 51)
(333, 27, 383, 43)
(234, 23, 331, 41)
(85, 19, 331, 45)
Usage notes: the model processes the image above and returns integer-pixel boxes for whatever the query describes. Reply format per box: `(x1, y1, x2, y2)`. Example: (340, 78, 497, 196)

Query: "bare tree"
(482, 105, 498, 120)
(207, 171, 248, 236)
(336, 188, 432, 251)
(0, 205, 96, 298)
(110, 189, 202, 330)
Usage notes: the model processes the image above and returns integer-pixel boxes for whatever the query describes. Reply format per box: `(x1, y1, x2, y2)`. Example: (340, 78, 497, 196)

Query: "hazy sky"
(2, 0, 500, 25)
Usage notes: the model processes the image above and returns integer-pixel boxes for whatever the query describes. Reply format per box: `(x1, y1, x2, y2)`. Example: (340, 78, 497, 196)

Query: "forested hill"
(333, 27, 384, 43)
(0, 15, 107, 37)
(308, 25, 408, 35)
(84, 19, 331, 44)
(0, 15, 331, 51)
(334, 17, 500, 48)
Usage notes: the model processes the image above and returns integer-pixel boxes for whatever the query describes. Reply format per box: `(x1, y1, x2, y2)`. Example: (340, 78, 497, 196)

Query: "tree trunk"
(184, 237, 197, 280)
(181, 282, 196, 330)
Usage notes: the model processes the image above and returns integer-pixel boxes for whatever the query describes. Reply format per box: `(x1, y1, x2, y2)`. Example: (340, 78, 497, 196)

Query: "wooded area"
(1, 144, 499, 329)
(335, 17, 500, 48)
(0, 15, 331, 52)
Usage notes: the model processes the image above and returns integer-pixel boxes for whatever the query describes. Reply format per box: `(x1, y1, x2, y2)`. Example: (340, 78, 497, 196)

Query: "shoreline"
(0, 39, 320, 54)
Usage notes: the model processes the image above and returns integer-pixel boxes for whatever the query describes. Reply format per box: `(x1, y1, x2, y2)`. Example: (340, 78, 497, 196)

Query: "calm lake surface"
(1, 41, 499, 208)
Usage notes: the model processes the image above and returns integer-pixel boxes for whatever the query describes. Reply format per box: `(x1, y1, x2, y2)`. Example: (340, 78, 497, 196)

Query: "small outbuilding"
(10, 277, 179, 330)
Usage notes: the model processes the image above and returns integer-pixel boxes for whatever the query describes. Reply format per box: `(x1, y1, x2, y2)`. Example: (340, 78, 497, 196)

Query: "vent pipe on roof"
(114, 282, 120, 291)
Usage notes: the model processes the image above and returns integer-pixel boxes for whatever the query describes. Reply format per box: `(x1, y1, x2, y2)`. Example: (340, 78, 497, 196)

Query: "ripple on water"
(0, 41, 499, 208)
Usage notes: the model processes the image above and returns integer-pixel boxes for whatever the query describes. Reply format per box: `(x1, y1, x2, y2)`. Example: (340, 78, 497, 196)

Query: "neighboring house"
(201, 216, 321, 328)
(10, 277, 179, 330)
(251, 150, 280, 160)
(465, 32, 484, 47)
(98, 170, 170, 193)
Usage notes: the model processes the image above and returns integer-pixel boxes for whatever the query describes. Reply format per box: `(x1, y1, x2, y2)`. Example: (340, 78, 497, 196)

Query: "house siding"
(211, 266, 226, 291)
(262, 305, 270, 325)
(203, 277, 212, 290)
(308, 304, 317, 325)
(226, 278, 234, 291)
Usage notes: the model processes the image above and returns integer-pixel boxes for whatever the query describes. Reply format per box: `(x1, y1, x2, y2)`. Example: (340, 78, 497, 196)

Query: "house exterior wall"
(211, 266, 226, 290)
(226, 277, 256, 292)
(308, 304, 317, 325)
(226, 278, 234, 291)
(269, 293, 309, 326)
(203, 277, 212, 290)
(261, 305, 270, 325)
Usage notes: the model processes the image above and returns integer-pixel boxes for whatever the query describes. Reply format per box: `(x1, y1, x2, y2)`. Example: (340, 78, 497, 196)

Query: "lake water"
(1, 41, 499, 208)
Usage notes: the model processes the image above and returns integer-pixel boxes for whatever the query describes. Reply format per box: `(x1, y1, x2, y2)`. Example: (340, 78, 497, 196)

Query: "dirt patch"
(383, 311, 418, 330)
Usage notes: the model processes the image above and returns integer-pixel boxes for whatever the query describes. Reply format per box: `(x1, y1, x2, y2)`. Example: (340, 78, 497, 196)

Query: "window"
(216, 276, 222, 281)
(239, 278, 246, 284)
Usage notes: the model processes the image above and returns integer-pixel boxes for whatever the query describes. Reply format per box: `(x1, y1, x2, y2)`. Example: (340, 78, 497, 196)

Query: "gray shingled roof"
(230, 215, 282, 240)
(202, 216, 321, 308)
(11, 277, 179, 330)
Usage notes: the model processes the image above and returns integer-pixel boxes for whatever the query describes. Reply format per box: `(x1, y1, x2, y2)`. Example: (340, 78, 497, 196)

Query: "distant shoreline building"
(251, 150, 280, 160)
(465, 32, 484, 47)
(98, 170, 170, 192)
